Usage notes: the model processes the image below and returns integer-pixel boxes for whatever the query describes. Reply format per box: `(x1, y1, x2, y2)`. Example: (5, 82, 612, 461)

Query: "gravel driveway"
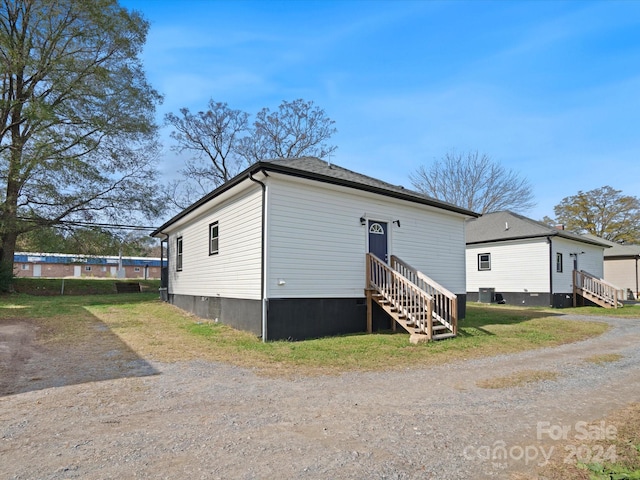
(2, 313, 640, 479)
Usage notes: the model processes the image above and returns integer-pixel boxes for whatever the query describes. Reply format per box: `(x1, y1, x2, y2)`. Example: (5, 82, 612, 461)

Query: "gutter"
(151, 160, 479, 237)
(249, 171, 268, 342)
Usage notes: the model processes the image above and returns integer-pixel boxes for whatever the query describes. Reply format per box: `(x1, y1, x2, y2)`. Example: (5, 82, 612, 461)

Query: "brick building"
(14, 252, 162, 279)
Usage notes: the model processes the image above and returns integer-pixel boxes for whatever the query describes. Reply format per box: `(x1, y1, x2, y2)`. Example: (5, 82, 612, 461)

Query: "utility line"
(16, 217, 156, 231)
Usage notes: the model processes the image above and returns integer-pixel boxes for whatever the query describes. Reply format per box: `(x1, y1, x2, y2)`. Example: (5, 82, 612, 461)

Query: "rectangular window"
(85, 265, 92, 271)
(21, 264, 29, 270)
(101, 266, 107, 272)
(556, 253, 563, 273)
(176, 237, 183, 271)
(478, 253, 491, 271)
(209, 221, 219, 255)
(134, 267, 141, 272)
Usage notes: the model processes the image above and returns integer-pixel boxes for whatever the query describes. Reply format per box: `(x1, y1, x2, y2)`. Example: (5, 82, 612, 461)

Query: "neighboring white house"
(466, 211, 610, 308)
(152, 157, 477, 340)
(583, 235, 640, 300)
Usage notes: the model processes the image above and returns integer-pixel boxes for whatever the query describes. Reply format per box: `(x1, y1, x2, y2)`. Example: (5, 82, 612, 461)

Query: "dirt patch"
(1, 313, 640, 479)
(0, 316, 157, 396)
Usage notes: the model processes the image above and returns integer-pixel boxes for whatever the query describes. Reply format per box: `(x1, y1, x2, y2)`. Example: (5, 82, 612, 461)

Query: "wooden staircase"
(365, 253, 457, 342)
(573, 270, 624, 309)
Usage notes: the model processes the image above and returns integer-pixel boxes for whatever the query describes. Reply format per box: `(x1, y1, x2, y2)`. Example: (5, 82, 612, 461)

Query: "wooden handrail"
(391, 255, 457, 335)
(573, 270, 624, 308)
(367, 253, 458, 337)
(580, 270, 625, 290)
(391, 255, 457, 300)
(367, 253, 434, 338)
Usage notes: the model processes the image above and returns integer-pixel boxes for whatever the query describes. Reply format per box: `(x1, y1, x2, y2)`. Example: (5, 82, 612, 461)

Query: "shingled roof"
(466, 211, 610, 247)
(582, 234, 640, 257)
(153, 157, 478, 236)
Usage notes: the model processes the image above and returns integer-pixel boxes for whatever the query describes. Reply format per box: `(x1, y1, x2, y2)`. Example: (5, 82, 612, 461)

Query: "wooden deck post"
(572, 269, 577, 307)
(426, 299, 433, 340)
(365, 254, 372, 334)
(366, 288, 373, 334)
(451, 297, 458, 336)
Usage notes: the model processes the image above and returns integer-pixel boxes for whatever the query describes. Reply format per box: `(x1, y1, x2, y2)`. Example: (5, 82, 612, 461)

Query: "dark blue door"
(368, 221, 388, 263)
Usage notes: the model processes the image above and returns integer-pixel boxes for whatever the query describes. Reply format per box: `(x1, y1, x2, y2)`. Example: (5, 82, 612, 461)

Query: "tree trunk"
(0, 229, 18, 275)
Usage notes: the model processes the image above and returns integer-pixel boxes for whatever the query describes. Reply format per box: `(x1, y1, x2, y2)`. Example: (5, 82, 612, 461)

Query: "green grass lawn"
(0, 294, 611, 376)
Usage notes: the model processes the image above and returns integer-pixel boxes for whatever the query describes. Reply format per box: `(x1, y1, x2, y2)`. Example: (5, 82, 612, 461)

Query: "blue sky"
(122, 0, 640, 220)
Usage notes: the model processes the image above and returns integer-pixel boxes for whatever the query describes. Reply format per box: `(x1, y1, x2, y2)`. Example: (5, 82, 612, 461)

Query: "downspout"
(157, 232, 169, 300)
(547, 237, 553, 307)
(636, 257, 639, 300)
(249, 171, 268, 342)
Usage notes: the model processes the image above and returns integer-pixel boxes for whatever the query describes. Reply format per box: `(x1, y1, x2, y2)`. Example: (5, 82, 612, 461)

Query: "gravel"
(2, 313, 640, 479)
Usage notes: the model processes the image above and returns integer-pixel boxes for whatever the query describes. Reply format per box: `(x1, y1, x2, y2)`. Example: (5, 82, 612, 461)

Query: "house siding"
(550, 237, 604, 295)
(168, 186, 263, 300)
(466, 238, 550, 297)
(604, 258, 639, 299)
(466, 235, 606, 307)
(266, 175, 467, 299)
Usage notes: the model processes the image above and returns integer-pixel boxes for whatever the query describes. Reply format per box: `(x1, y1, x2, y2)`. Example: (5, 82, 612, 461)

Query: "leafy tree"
(0, 0, 163, 287)
(550, 186, 640, 243)
(16, 226, 159, 256)
(409, 151, 536, 214)
(16, 226, 69, 253)
(165, 98, 337, 209)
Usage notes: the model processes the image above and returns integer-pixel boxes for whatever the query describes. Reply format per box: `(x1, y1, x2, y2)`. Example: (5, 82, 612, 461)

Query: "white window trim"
(176, 236, 183, 271)
(478, 253, 491, 271)
(209, 221, 219, 256)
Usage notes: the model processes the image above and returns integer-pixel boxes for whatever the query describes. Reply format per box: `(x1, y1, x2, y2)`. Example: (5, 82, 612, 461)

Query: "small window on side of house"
(209, 221, 219, 255)
(478, 253, 491, 271)
(85, 265, 92, 271)
(176, 236, 183, 271)
(21, 264, 29, 270)
(134, 267, 141, 272)
(556, 253, 563, 273)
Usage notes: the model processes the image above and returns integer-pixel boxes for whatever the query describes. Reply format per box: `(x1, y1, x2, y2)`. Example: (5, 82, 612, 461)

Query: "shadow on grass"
(456, 303, 565, 338)
(0, 294, 159, 397)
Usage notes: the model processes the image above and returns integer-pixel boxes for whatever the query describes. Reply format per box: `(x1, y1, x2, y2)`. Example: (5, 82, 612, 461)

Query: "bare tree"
(410, 151, 536, 214)
(237, 99, 337, 164)
(165, 101, 249, 188)
(165, 98, 338, 209)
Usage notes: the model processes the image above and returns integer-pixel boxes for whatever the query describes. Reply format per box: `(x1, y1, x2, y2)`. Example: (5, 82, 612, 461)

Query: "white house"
(152, 157, 477, 340)
(466, 211, 611, 308)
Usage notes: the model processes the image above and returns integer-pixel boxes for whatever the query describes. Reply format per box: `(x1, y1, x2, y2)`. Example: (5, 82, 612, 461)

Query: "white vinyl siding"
(168, 186, 262, 299)
(466, 238, 550, 293)
(266, 175, 467, 298)
(551, 237, 604, 294)
(466, 236, 606, 295)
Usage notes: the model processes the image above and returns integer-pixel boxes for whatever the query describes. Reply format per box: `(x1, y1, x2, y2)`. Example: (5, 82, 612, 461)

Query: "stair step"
(432, 332, 456, 341)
